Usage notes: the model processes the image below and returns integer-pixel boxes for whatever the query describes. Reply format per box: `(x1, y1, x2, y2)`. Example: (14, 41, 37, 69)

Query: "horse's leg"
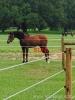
(22, 47, 25, 63)
(40, 47, 49, 62)
(26, 48, 28, 62)
(45, 47, 49, 62)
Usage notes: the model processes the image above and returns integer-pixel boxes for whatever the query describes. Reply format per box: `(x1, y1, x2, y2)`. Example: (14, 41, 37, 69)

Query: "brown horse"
(7, 32, 49, 63)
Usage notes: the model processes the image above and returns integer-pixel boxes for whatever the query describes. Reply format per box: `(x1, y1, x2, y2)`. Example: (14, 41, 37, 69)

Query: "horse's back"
(30, 34, 47, 40)
(21, 34, 48, 47)
(31, 34, 48, 46)
(38, 34, 48, 46)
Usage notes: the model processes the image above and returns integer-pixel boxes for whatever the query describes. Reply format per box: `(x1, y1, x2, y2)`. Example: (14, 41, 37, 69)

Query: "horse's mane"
(10, 31, 25, 39)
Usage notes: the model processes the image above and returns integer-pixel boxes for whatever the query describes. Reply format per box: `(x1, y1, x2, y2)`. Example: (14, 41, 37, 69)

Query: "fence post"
(61, 36, 65, 70)
(65, 48, 72, 100)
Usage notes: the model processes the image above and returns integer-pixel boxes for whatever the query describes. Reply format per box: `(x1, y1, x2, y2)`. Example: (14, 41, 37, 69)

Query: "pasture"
(0, 31, 75, 100)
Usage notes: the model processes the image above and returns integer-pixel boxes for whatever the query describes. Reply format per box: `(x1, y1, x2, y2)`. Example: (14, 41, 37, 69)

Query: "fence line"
(0, 57, 46, 71)
(45, 80, 75, 100)
(1, 38, 75, 42)
(45, 87, 64, 100)
(0, 46, 61, 48)
(3, 70, 64, 100)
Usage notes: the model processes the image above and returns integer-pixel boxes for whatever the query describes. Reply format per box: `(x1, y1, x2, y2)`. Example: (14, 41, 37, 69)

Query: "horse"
(7, 32, 49, 63)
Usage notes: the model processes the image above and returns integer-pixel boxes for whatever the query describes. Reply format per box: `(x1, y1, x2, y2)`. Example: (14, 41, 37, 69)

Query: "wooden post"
(61, 35, 65, 69)
(65, 48, 72, 100)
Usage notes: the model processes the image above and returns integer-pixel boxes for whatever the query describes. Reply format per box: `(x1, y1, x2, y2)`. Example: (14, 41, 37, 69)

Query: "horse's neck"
(14, 32, 30, 41)
(14, 33, 25, 40)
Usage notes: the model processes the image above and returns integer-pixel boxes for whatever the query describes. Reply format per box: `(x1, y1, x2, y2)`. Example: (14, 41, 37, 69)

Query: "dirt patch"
(0, 52, 62, 61)
(50, 53, 62, 60)
(25, 68, 49, 79)
(1, 52, 75, 63)
(0, 52, 43, 61)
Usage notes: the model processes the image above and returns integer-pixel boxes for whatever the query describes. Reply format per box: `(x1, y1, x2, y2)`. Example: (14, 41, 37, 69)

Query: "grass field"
(0, 31, 75, 100)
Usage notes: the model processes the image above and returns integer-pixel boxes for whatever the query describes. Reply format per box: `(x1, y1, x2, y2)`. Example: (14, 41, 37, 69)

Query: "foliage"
(0, 0, 75, 31)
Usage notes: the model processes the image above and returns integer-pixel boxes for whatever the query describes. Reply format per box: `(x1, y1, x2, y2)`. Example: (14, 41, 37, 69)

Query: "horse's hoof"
(22, 61, 25, 63)
(45, 58, 47, 61)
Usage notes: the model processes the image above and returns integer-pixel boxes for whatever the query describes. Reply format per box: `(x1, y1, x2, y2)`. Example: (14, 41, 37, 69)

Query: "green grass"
(0, 31, 75, 100)
(0, 61, 63, 100)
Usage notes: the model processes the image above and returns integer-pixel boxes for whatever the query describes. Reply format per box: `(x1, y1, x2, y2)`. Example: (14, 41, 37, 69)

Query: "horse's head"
(7, 32, 14, 44)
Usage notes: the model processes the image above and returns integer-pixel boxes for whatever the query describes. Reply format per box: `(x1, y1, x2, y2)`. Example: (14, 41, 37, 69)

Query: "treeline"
(0, 0, 75, 32)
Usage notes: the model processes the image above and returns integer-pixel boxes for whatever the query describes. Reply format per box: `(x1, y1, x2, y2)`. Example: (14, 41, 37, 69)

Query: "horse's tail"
(39, 35, 49, 53)
(40, 47, 49, 61)
(41, 47, 49, 54)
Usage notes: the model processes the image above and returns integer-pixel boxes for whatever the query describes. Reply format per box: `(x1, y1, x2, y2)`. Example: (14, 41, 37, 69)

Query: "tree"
(26, 12, 47, 31)
(0, 6, 11, 31)
(0, 0, 75, 32)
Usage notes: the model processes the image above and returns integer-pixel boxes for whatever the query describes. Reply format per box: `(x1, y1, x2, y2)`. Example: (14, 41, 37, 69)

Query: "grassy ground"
(0, 31, 75, 100)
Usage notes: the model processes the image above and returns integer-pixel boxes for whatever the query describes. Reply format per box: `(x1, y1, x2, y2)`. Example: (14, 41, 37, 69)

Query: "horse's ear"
(9, 32, 13, 35)
(8, 32, 11, 34)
